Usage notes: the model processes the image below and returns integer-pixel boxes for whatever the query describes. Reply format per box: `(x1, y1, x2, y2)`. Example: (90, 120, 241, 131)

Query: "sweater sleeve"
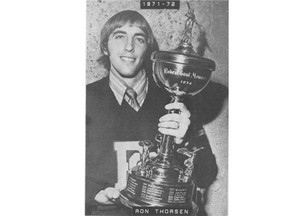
(85, 81, 118, 207)
(188, 129, 218, 188)
(174, 111, 218, 189)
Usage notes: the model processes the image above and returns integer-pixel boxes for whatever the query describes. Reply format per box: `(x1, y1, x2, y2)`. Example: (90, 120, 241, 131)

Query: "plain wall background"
(86, 0, 228, 215)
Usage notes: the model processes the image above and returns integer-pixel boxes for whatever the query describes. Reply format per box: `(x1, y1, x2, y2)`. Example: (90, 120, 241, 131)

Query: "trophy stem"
(158, 95, 181, 160)
(159, 135, 174, 157)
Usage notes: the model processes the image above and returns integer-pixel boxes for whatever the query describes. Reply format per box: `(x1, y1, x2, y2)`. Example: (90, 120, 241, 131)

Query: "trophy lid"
(152, 2, 215, 72)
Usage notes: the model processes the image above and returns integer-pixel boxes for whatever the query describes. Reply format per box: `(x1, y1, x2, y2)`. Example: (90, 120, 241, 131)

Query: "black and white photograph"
(86, 0, 228, 215)
(2, 1, 288, 216)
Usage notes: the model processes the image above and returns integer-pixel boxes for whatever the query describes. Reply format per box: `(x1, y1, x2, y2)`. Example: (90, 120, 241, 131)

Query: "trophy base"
(120, 171, 195, 208)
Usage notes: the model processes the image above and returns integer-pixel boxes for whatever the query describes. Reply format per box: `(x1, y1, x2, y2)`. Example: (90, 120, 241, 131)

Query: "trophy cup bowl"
(151, 50, 215, 97)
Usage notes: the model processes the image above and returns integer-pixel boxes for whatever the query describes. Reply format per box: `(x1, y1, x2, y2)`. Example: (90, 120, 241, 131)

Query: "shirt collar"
(109, 69, 148, 108)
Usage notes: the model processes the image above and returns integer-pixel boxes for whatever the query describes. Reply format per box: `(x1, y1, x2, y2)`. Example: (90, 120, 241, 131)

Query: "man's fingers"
(95, 190, 112, 204)
(159, 115, 190, 129)
(104, 187, 114, 198)
(165, 102, 184, 110)
(158, 121, 179, 129)
(158, 126, 188, 138)
(159, 113, 180, 122)
(165, 102, 191, 118)
(95, 187, 119, 205)
(159, 102, 191, 145)
(105, 187, 120, 200)
(112, 189, 120, 199)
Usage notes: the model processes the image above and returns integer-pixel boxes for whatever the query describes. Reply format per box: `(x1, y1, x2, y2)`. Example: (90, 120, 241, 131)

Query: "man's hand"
(158, 102, 191, 144)
(94, 187, 120, 205)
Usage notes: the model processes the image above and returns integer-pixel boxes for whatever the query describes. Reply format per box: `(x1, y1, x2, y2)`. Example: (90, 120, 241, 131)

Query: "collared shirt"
(109, 69, 148, 111)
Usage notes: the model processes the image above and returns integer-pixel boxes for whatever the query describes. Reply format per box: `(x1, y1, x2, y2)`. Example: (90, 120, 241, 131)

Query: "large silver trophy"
(120, 4, 216, 211)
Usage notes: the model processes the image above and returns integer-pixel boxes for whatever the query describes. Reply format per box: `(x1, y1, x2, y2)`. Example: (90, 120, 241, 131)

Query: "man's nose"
(125, 38, 134, 52)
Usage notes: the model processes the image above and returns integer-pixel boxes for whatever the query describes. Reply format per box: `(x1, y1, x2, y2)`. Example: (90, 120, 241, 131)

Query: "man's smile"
(120, 56, 136, 62)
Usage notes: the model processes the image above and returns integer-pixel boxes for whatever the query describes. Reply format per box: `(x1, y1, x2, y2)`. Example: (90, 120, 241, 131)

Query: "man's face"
(104, 23, 148, 78)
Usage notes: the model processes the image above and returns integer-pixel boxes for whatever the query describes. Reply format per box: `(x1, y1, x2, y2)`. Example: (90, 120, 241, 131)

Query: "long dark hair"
(97, 10, 159, 73)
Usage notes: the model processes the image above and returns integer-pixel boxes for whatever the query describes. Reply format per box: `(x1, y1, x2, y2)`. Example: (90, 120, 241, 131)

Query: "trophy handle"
(137, 140, 153, 171)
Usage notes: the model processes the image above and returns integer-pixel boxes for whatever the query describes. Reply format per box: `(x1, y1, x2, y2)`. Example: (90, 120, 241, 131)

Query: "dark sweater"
(85, 76, 219, 209)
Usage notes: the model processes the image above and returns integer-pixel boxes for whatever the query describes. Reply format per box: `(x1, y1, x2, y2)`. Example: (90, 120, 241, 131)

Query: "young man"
(86, 10, 218, 215)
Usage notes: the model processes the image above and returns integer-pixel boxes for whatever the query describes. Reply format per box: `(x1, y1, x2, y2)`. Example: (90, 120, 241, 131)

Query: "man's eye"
(115, 35, 124, 39)
(136, 37, 146, 44)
